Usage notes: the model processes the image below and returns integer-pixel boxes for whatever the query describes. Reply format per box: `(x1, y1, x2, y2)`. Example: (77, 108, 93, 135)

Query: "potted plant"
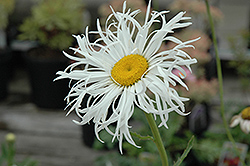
(0, 0, 15, 100)
(18, 0, 86, 108)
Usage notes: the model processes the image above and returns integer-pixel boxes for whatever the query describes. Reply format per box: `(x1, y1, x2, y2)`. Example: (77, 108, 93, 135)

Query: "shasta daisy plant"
(55, 0, 198, 163)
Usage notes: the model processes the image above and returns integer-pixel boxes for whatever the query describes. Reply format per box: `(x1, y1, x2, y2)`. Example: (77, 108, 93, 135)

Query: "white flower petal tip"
(72, 119, 82, 125)
(55, 0, 198, 153)
(229, 115, 241, 128)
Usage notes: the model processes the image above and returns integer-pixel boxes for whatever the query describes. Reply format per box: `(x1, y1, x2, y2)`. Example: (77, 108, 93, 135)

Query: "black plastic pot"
(82, 121, 95, 148)
(25, 48, 69, 109)
(0, 48, 12, 101)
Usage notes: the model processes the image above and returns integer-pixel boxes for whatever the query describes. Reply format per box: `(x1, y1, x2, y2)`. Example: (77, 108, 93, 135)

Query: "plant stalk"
(144, 112, 168, 166)
(204, 1, 245, 165)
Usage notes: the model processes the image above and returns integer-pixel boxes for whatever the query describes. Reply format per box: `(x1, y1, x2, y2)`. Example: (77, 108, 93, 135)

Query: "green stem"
(205, 1, 245, 165)
(7, 142, 14, 166)
(144, 112, 168, 166)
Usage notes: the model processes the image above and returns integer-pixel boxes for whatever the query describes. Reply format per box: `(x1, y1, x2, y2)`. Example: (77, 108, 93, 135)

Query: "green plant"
(0, 0, 15, 29)
(19, 0, 85, 51)
(228, 30, 250, 91)
(94, 106, 226, 166)
(0, 133, 38, 166)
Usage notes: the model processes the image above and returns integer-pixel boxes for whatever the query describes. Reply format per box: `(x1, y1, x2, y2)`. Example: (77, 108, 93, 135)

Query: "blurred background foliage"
(0, 0, 15, 29)
(228, 30, 250, 92)
(0, 133, 37, 166)
(94, 105, 250, 166)
(18, 0, 86, 50)
(0, 0, 250, 165)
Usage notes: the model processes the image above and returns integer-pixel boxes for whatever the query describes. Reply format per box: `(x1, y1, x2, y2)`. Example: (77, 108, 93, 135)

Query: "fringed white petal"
(55, 0, 197, 153)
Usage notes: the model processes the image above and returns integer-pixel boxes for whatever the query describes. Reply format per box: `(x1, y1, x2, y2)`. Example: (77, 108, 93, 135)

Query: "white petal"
(230, 115, 241, 128)
(56, 0, 198, 153)
(240, 120, 249, 134)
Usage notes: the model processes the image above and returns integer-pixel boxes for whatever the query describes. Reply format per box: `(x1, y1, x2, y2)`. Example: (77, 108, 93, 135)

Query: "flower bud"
(5, 133, 16, 144)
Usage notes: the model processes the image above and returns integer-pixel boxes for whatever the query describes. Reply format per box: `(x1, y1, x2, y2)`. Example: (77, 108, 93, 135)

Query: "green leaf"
(1, 143, 7, 159)
(173, 135, 195, 166)
(0, 155, 4, 166)
(130, 131, 154, 142)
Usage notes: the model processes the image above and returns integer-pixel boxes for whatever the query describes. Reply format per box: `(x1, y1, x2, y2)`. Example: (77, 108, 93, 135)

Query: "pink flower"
(172, 67, 196, 82)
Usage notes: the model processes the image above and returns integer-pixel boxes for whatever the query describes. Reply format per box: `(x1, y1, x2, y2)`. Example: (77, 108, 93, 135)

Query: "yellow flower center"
(111, 54, 148, 86)
(241, 107, 250, 120)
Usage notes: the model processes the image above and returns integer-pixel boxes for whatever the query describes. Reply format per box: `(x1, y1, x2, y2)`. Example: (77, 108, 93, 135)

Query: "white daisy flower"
(55, 0, 198, 153)
(230, 107, 250, 134)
